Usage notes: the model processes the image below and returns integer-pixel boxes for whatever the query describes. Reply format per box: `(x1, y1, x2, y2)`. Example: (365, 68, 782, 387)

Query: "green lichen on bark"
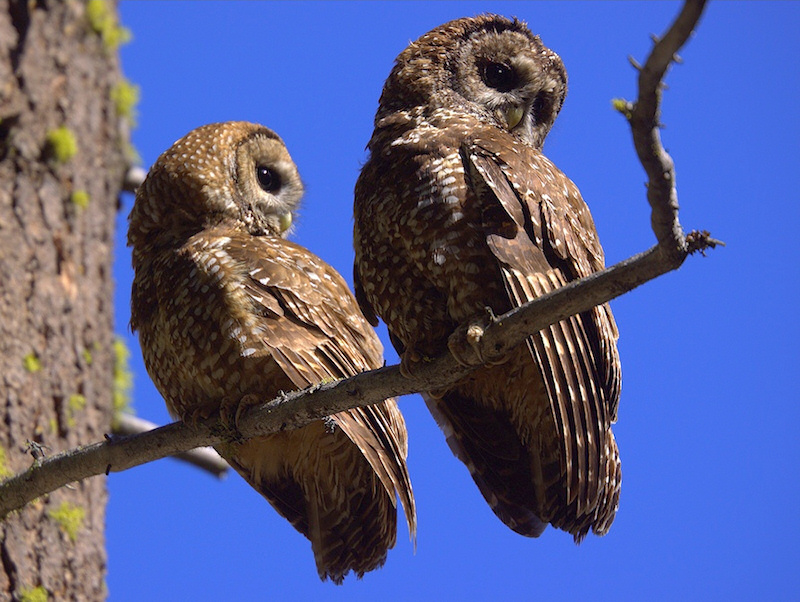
(112, 337, 133, 427)
(18, 586, 49, 602)
(0, 445, 12, 479)
(47, 502, 86, 543)
(86, 0, 131, 50)
(23, 353, 41, 373)
(45, 127, 78, 163)
(70, 190, 90, 209)
(111, 79, 140, 126)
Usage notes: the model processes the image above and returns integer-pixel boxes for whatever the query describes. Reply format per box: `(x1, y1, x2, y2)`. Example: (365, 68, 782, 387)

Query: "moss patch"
(112, 337, 133, 426)
(68, 394, 86, 413)
(23, 352, 41, 373)
(18, 586, 48, 602)
(111, 79, 140, 126)
(0, 445, 12, 479)
(612, 97, 632, 120)
(86, 0, 131, 50)
(66, 394, 87, 428)
(71, 190, 90, 209)
(45, 127, 78, 164)
(48, 502, 85, 543)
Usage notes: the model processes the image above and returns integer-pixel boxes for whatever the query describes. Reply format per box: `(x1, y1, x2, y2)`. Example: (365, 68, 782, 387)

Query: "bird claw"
(448, 321, 487, 368)
(219, 394, 262, 439)
(448, 308, 506, 368)
(399, 348, 423, 379)
(182, 405, 216, 429)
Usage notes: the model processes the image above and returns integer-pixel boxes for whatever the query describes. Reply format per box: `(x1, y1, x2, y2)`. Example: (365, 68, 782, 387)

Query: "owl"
(354, 15, 622, 541)
(128, 121, 416, 583)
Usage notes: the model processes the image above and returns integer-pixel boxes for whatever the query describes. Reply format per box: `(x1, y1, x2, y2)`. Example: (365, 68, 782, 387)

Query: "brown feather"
(470, 140, 620, 538)
(217, 235, 417, 567)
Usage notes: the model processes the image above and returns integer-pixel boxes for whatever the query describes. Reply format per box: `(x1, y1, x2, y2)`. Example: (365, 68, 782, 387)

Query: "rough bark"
(0, 0, 128, 599)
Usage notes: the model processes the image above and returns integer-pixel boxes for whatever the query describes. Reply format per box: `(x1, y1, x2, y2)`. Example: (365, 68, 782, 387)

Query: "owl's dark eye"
(483, 62, 517, 92)
(531, 94, 548, 121)
(256, 165, 280, 192)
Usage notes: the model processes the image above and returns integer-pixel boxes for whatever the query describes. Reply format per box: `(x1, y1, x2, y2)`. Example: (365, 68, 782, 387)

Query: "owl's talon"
(399, 349, 422, 379)
(217, 396, 237, 431)
(182, 405, 216, 429)
(236, 394, 264, 428)
(448, 320, 489, 368)
(219, 394, 262, 435)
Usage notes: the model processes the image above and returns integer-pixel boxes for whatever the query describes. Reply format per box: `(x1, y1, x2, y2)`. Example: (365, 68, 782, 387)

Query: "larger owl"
(129, 121, 415, 583)
(354, 15, 622, 540)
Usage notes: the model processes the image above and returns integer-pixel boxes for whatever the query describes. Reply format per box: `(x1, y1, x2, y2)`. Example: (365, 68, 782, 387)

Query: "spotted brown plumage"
(129, 121, 415, 583)
(353, 15, 621, 541)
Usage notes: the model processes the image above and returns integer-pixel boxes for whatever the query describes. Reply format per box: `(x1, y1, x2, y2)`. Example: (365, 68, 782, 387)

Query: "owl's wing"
(220, 235, 416, 541)
(465, 138, 621, 527)
(353, 267, 379, 328)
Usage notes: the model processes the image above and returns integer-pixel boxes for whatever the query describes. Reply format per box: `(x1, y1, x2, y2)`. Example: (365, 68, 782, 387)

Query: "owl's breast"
(133, 238, 282, 420)
(356, 128, 510, 349)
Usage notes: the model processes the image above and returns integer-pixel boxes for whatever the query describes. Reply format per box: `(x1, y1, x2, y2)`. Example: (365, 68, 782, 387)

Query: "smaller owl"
(128, 122, 415, 583)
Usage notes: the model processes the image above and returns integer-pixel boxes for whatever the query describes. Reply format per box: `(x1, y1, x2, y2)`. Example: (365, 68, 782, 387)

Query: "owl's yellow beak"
(505, 106, 524, 130)
(279, 212, 293, 233)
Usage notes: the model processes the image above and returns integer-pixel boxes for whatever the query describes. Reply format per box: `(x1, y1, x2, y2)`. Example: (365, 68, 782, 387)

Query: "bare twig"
(113, 414, 229, 478)
(630, 0, 708, 259)
(0, 0, 714, 519)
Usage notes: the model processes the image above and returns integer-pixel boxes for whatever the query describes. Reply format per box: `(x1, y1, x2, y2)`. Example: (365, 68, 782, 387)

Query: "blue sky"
(108, 2, 799, 600)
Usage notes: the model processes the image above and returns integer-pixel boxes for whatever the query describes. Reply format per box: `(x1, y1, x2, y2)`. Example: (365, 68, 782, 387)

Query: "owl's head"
(377, 15, 567, 149)
(128, 121, 304, 255)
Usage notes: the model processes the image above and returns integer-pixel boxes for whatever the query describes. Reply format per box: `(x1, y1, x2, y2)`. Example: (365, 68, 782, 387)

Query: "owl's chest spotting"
(134, 247, 276, 419)
(360, 149, 510, 349)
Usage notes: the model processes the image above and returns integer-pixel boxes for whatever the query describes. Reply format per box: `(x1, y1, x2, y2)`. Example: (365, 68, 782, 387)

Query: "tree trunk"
(0, 0, 128, 599)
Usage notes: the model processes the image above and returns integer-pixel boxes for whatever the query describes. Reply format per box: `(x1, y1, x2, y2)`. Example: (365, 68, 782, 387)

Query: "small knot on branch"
(25, 440, 49, 462)
(686, 229, 725, 256)
(612, 98, 633, 120)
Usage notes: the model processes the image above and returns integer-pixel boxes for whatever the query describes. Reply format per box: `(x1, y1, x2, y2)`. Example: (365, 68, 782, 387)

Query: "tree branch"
(122, 165, 146, 194)
(630, 0, 708, 260)
(113, 414, 229, 478)
(0, 0, 714, 519)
